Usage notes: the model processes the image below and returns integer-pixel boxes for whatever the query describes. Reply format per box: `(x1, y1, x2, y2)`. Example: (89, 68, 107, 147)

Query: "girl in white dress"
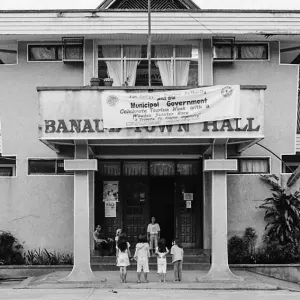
(156, 238, 169, 282)
(116, 235, 131, 283)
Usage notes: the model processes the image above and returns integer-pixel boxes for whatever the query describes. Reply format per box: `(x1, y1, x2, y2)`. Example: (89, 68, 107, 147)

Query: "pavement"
(3, 269, 300, 291)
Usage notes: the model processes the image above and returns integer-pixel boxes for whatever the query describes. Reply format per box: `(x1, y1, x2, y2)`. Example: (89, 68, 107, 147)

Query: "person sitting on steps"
(93, 224, 114, 257)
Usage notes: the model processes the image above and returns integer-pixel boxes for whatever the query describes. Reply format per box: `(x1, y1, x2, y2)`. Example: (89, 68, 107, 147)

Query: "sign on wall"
(103, 181, 118, 218)
(105, 201, 116, 218)
(38, 87, 264, 140)
(103, 181, 119, 202)
(102, 86, 240, 128)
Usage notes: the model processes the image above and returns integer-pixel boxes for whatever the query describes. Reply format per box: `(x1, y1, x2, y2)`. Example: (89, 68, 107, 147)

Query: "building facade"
(0, 0, 299, 281)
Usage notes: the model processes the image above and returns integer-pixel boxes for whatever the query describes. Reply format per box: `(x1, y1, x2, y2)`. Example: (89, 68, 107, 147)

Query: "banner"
(102, 85, 240, 128)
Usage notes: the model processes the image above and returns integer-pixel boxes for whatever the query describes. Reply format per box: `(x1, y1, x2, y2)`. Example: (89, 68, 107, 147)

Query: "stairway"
(91, 249, 211, 271)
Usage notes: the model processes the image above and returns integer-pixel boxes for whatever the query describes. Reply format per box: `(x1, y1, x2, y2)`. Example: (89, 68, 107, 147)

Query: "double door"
(122, 176, 201, 248)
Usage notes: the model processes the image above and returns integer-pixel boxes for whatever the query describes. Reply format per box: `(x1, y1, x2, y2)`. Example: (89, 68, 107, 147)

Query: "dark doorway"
(149, 178, 174, 248)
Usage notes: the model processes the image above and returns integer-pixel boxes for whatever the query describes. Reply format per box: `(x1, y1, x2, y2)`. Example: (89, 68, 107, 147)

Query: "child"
(116, 235, 131, 283)
(170, 238, 183, 282)
(133, 234, 150, 283)
(155, 238, 169, 282)
(115, 228, 122, 255)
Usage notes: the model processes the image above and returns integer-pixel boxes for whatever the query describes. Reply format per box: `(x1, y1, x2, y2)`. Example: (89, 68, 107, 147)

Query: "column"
(60, 141, 98, 282)
(201, 143, 243, 281)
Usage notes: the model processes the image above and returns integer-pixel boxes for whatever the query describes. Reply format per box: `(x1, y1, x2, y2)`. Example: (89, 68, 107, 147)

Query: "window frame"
(97, 42, 201, 87)
(0, 41, 18, 65)
(227, 157, 270, 175)
(28, 158, 74, 175)
(213, 42, 270, 61)
(0, 155, 17, 177)
(27, 43, 63, 62)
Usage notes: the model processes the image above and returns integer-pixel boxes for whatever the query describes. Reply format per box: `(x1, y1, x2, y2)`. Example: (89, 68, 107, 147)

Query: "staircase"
(91, 249, 211, 271)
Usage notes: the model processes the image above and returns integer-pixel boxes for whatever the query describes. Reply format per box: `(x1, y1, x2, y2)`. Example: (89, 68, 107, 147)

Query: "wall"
(213, 41, 298, 245)
(0, 41, 83, 252)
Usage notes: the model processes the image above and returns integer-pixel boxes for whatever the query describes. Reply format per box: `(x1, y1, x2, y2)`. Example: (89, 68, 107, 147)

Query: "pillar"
(201, 143, 243, 281)
(60, 141, 98, 282)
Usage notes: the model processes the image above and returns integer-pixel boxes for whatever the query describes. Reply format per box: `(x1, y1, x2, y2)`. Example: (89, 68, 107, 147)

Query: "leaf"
(287, 165, 300, 187)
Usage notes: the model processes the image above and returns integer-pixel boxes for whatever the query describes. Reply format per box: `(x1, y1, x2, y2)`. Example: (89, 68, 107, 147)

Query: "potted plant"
(103, 77, 114, 86)
(90, 77, 100, 86)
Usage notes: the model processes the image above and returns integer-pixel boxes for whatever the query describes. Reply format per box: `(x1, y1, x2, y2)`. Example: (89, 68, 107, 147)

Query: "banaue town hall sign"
(38, 85, 264, 141)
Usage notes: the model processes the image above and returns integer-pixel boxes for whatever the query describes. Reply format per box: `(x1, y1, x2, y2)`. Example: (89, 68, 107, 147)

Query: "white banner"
(102, 85, 240, 128)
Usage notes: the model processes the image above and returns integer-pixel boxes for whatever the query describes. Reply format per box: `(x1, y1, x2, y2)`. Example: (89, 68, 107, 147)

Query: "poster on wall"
(186, 201, 192, 209)
(103, 181, 119, 202)
(105, 201, 116, 218)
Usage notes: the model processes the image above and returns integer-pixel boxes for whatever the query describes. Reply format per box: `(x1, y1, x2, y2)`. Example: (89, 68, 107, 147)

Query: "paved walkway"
(11, 269, 300, 291)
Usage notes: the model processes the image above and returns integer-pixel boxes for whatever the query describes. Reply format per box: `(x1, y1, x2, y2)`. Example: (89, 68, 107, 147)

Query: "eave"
(1, 10, 300, 41)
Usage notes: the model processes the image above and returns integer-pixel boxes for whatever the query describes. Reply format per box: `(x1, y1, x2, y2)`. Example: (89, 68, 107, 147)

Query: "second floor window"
(98, 44, 199, 87)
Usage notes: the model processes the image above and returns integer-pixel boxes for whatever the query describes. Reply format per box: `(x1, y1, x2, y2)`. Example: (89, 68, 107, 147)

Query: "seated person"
(93, 224, 114, 256)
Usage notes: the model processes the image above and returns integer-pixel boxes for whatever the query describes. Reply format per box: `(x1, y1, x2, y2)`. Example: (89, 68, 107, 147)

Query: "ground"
(1, 269, 300, 300)
(0, 289, 300, 300)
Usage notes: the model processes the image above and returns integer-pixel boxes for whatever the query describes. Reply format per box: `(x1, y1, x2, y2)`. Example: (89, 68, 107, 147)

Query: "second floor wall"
(0, 39, 298, 175)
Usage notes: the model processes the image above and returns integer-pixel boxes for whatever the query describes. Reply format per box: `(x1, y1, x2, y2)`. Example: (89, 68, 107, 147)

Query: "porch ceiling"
(41, 137, 262, 156)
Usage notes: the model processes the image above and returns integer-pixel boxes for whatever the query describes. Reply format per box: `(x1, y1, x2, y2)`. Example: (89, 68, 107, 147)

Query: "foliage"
(228, 227, 300, 264)
(258, 174, 300, 246)
(0, 231, 25, 265)
(24, 248, 73, 265)
(256, 237, 300, 264)
(228, 227, 258, 264)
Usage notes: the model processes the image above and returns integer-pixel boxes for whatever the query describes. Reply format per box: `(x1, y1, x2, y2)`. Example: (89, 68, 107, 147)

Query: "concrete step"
(91, 254, 210, 264)
(91, 262, 211, 271)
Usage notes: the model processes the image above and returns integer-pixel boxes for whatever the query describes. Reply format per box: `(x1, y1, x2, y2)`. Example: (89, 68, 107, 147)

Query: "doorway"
(149, 178, 174, 248)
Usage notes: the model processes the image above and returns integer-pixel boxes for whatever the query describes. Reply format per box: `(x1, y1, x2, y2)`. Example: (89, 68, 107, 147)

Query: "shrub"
(0, 231, 25, 265)
(24, 248, 73, 265)
(228, 227, 258, 264)
(258, 174, 300, 246)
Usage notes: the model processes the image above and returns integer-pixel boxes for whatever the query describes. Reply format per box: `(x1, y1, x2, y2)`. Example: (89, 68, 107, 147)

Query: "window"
(282, 155, 300, 173)
(150, 161, 175, 176)
(62, 37, 84, 61)
(123, 161, 148, 176)
(0, 41, 18, 65)
(213, 42, 269, 61)
(98, 161, 121, 176)
(176, 161, 199, 175)
(0, 156, 16, 176)
(228, 157, 270, 174)
(28, 159, 73, 175)
(98, 44, 199, 87)
(28, 45, 62, 61)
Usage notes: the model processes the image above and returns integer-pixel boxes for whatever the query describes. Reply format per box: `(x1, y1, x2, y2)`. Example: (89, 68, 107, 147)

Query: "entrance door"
(123, 178, 149, 246)
(175, 177, 201, 248)
(149, 178, 174, 248)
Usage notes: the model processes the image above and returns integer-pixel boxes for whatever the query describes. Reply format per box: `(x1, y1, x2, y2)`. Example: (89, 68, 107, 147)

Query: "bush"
(255, 237, 300, 264)
(228, 228, 258, 264)
(24, 248, 73, 265)
(0, 231, 25, 265)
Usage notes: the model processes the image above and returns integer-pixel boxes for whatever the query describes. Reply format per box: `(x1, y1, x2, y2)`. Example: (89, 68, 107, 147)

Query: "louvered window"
(109, 0, 188, 10)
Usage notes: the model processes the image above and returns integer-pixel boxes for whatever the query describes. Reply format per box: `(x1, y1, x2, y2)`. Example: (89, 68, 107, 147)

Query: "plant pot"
(104, 81, 113, 86)
(90, 78, 100, 86)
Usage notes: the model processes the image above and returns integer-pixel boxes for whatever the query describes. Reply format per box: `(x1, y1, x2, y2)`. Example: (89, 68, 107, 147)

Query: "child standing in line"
(155, 238, 169, 282)
(133, 234, 150, 283)
(115, 228, 122, 255)
(170, 239, 184, 282)
(116, 235, 131, 283)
